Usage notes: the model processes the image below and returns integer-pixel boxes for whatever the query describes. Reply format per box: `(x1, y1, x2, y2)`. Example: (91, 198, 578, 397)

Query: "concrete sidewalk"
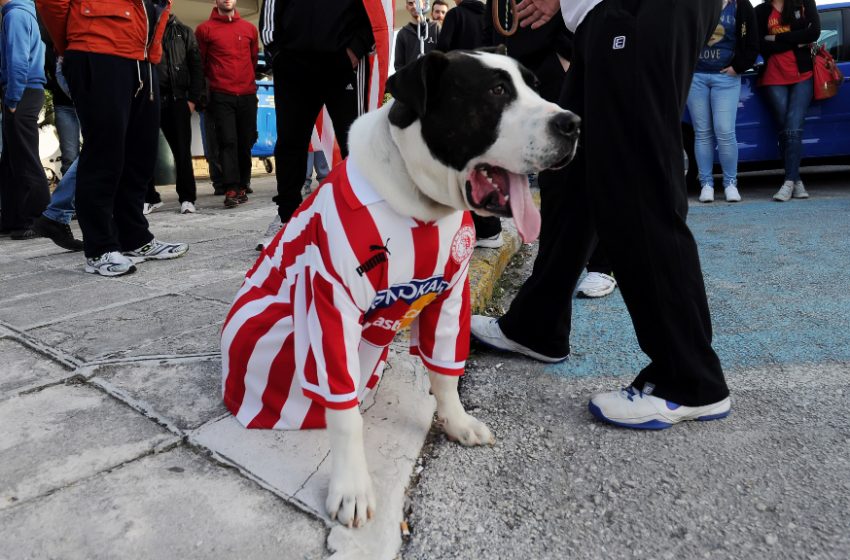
(0, 177, 520, 560)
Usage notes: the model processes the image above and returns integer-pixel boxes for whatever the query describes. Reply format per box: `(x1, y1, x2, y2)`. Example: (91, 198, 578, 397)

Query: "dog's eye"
(490, 84, 506, 96)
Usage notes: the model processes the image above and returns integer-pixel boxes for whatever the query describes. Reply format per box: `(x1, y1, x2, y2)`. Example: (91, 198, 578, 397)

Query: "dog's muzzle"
(547, 111, 581, 170)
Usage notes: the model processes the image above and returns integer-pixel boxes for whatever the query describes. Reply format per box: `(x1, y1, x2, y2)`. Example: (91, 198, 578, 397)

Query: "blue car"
(735, 0, 850, 168)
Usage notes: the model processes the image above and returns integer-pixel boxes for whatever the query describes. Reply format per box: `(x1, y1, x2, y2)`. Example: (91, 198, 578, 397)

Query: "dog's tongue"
(507, 172, 540, 243)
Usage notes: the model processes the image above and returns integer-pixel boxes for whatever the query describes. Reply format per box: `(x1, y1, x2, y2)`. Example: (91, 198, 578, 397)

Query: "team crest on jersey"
(451, 225, 476, 264)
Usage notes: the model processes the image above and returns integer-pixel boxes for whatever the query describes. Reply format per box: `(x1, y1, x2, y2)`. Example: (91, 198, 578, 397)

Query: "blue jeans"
(305, 151, 330, 181)
(53, 104, 80, 176)
(43, 157, 77, 225)
(686, 72, 742, 187)
(763, 79, 813, 182)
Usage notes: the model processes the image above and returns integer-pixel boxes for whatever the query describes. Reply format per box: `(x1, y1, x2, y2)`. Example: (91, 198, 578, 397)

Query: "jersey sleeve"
(294, 260, 365, 410)
(409, 261, 471, 376)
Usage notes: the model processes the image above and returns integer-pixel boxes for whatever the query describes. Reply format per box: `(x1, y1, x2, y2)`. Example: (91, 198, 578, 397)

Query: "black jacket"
(157, 15, 204, 103)
(755, 0, 820, 75)
(394, 21, 440, 71)
(436, 0, 487, 51)
(727, 0, 760, 75)
(483, 0, 572, 68)
(37, 16, 72, 106)
(259, 0, 374, 61)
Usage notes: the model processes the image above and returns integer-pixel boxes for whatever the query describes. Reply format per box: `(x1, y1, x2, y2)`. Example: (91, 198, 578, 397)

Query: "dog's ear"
(386, 51, 449, 119)
(475, 45, 508, 56)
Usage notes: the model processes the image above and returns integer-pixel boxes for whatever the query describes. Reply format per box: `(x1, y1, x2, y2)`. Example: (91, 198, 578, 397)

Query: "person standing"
(145, 13, 204, 215)
(38, 19, 78, 177)
(37, 0, 189, 276)
(257, 0, 374, 250)
(394, 0, 440, 71)
(472, 0, 732, 429)
(431, 0, 450, 26)
(755, 0, 820, 202)
(689, 0, 759, 204)
(0, 0, 50, 240)
(196, 0, 259, 210)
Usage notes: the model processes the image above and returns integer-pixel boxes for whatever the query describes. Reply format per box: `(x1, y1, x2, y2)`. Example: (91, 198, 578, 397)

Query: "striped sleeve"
(410, 262, 471, 376)
(294, 262, 365, 410)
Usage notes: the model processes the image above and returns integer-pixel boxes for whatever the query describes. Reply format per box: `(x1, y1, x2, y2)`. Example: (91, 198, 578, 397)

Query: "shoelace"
(620, 386, 645, 402)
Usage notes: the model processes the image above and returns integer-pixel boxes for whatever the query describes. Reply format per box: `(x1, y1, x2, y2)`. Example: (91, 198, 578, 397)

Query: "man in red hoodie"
(36, 0, 189, 277)
(196, 0, 259, 209)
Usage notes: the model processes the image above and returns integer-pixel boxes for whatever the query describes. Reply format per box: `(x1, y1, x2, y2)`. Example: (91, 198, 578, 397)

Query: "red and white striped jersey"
(221, 158, 475, 430)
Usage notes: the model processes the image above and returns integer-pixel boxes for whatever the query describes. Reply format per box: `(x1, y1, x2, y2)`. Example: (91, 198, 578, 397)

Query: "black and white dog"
(221, 48, 578, 529)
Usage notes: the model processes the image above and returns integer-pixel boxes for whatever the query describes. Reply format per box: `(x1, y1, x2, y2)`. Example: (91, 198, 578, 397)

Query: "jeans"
(763, 79, 813, 182)
(54, 104, 80, 176)
(43, 157, 77, 224)
(686, 72, 742, 187)
(305, 150, 330, 181)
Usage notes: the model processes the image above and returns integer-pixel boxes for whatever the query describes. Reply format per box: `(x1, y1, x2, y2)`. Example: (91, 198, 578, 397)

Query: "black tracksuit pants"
(0, 88, 50, 231)
(63, 51, 157, 258)
(272, 51, 361, 222)
(147, 96, 197, 203)
(498, 0, 729, 407)
(208, 92, 257, 192)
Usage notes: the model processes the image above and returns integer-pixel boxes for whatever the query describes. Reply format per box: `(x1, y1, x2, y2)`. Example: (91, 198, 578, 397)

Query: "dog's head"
(385, 48, 579, 243)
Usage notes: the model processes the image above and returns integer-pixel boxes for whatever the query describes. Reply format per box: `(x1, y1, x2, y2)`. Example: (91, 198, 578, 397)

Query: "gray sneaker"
(792, 180, 809, 199)
(124, 239, 189, 263)
(85, 251, 137, 277)
(256, 215, 284, 251)
(773, 181, 794, 202)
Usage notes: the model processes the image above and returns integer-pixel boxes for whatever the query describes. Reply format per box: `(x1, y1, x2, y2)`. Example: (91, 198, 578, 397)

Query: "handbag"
(811, 44, 843, 101)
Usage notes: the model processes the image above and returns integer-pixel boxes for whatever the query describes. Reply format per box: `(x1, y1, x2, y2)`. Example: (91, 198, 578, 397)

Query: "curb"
(468, 226, 522, 313)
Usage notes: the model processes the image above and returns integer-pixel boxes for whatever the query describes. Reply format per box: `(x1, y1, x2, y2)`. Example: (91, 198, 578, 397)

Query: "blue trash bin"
(254, 80, 276, 172)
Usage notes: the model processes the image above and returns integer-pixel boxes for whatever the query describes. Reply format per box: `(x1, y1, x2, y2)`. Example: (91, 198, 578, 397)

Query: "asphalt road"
(402, 167, 850, 560)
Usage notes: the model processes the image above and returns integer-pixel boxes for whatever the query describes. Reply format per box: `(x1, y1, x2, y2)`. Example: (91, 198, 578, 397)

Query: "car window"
(817, 9, 844, 61)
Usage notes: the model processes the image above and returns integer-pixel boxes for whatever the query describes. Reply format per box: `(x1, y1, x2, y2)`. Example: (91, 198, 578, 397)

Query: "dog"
(220, 48, 579, 528)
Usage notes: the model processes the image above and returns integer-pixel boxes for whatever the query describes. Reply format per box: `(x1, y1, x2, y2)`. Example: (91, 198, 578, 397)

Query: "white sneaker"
(792, 180, 809, 199)
(143, 202, 164, 215)
(470, 315, 567, 363)
(698, 184, 714, 203)
(576, 272, 617, 298)
(724, 184, 741, 202)
(85, 251, 137, 277)
(123, 239, 189, 263)
(475, 232, 504, 249)
(256, 215, 284, 251)
(589, 386, 731, 430)
(773, 181, 794, 202)
(180, 201, 196, 214)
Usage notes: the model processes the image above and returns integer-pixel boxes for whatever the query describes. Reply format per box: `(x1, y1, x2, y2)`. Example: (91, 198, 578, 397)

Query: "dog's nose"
(550, 111, 581, 138)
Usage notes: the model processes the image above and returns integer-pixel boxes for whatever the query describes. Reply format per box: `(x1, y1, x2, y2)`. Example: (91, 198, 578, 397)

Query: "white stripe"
(261, 0, 275, 46)
(235, 315, 293, 425)
(418, 352, 465, 371)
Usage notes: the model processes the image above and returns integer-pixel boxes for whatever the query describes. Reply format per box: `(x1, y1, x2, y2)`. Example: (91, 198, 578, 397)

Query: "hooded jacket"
(394, 21, 440, 71)
(157, 15, 203, 103)
(0, 0, 46, 109)
(436, 0, 487, 52)
(36, 0, 170, 63)
(195, 8, 258, 96)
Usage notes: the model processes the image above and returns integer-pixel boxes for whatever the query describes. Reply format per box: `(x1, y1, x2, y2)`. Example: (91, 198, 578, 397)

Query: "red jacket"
(195, 9, 258, 96)
(36, 0, 170, 63)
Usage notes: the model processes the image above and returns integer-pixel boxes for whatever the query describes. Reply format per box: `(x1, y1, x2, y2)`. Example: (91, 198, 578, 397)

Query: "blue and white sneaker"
(85, 251, 136, 277)
(124, 239, 189, 263)
(589, 386, 731, 430)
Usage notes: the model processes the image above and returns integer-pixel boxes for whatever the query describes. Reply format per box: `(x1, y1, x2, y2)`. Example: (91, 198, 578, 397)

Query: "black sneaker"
(10, 228, 41, 240)
(244, 185, 254, 194)
(32, 215, 84, 251)
(224, 190, 240, 208)
(237, 189, 249, 204)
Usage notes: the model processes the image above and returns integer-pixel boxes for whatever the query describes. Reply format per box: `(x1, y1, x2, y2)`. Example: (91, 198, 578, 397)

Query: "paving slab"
(0, 384, 177, 509)
(28, 295, 228, 361)
(0, 337, 73, 398)
(0, 269, 99, 304)
(89, 358, 227, 431)
(0, 446, 327, 560)
(191, 345, 435, 559)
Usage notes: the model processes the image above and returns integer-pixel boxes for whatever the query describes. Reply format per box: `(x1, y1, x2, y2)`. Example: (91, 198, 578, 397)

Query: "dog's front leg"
(429, 372, 495, 446)
(325, 407, 376, 528)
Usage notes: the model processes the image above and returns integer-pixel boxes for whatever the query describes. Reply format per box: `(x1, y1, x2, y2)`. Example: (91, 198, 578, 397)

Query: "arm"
(185, 27, 204, 105)
(394, 29, 407, 71)
(195, 25, 208, 73)
(2, 13, 36, 109)
(347, 1, 375, 61)
(732, 0, 760, 74)
(35, 0, 70, 54)
(252, 25, 259, 70)
(775, 0, 820, 45)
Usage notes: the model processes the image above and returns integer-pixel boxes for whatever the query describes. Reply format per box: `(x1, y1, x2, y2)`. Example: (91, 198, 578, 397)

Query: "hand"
(516, 0, 561, 30)
(764, 35, 776, 42)
(8, 107, 15, 114)
(187, 100, 196, 113)
(720, 66, 738, 77)
(346, 48, 360, 69)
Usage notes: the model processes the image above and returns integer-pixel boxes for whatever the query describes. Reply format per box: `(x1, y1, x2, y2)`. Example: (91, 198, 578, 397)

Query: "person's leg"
(144, 179, 163, 205)
(202, 111, 225, 192)
(472, 214, 503, 244)
(685, 73, 715, 188)
(54, 104, 81, 176)
(582, 0, 727, 407)
(43, 157, 78, 225)
(324, 51, 361, 159)
(709, 73, 742, 188)
(762, 84, 790, 168)
(235, 93, 259, 192)
(782, 78, 813, 183)
(161, 99, 197, 203)
(272, 53, 325, 221)
(210, 93, 240, 193)
(586, 243, 612, 274)
(314, 150, 331, 180)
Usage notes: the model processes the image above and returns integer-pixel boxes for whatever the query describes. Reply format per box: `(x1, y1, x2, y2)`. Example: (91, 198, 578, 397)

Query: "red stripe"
(301, 389, 359, 411)
(301, 400, 327, 429)
(411, 223, 440, 279)
(456, 277, 471, 362)
(313, 274, 357, 397)
(410, 347, 464, 376)
(245, 333, 296, 429)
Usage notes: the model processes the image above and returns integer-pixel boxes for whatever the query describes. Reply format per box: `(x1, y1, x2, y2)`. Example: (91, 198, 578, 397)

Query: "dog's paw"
(439, 412, 495, 447)
(325, 469, 376, 528)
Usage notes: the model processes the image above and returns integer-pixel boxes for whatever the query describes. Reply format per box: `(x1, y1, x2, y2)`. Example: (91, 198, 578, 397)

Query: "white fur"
(325, 408, 377, 528)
